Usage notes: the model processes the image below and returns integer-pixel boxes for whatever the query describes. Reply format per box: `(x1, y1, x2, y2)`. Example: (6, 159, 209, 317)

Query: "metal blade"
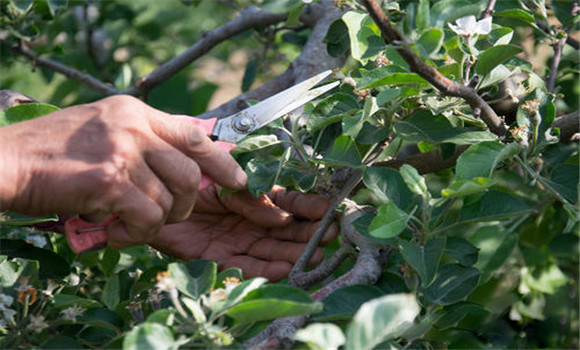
(212, 70, 338, 143)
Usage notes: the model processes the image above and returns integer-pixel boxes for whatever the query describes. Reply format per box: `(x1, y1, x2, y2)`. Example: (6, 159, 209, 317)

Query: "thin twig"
(125, 6, 287, 97)
(481, 0, 497, 19)
(547, 35, 567, 93)
(360, 0, 508, 137)
(1, 40, 119, 96)
(288, 169, 363, 284)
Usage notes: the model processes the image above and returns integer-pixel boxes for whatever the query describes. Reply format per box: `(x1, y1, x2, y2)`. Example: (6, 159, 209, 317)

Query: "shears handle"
(64, 117, 235, 254)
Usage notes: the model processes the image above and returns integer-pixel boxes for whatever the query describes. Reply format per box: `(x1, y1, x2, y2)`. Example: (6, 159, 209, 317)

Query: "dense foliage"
(0, 0, 578, 349)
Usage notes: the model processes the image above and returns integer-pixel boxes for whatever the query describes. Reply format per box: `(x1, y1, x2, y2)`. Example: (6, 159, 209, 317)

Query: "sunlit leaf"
(455, 141, 520, 180)
(342, 11, 384, 64)
(295, 323, 345, 350)
(168, 260, 217, 300)
(475, 45, 523, 76)
(123, 323, 174, 350)
(369, 201, 410, 238)
(345, 294, 420, 350)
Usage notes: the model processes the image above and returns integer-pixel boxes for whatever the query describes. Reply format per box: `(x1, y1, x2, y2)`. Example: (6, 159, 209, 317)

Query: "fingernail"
(235, 168, 248, 187)
(280, 210, 293, 219)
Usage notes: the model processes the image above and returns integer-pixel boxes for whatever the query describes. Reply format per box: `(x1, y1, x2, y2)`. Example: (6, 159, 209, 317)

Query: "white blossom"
(25, 235, 47, 248)
(27, 314, 49, 333)
(60, 304, 85, 322)
(448, 15, 492, 37)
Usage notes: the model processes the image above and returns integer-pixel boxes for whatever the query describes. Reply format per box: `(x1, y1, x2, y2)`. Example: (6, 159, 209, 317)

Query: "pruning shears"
(64, 70, 339, 254)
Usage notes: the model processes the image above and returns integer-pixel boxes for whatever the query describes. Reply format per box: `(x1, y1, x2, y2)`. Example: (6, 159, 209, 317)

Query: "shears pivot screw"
(233, 116, 253, 132)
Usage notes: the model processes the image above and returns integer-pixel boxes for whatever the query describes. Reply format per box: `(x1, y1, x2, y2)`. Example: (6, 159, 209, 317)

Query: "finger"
(219, 190, 293, 227)
(247, 238, 324, 265)
(148, 114, 247, 190)
(269, 221, 339, 246)
(268, 186, 331, 220)
(106, 186, 166, 249)
(144, 138, 201, 223)
(220, 256, 293, 282)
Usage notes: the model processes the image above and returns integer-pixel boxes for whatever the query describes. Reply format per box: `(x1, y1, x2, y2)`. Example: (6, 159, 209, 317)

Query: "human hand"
(150, 185, 339, 281)
(0, 95, 247, 249)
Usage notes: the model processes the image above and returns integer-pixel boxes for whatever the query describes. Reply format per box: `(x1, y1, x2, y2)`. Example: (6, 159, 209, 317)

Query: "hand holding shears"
(64, 70, 338, 253)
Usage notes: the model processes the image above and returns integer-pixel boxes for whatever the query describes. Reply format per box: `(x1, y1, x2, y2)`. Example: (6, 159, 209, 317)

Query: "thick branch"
(553, 110, 580, 143)
(1, 40, 119, 96)
(246, 201, 386, 349)
(376, 145, 469, 174)
(197, 0, 346, 120)
(360, 0, 508, 137)
(125, 6, 287, 97)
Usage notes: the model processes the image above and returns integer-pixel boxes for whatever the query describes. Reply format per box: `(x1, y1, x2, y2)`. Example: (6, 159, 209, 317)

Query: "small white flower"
(25, 235, 46, 248)
(60, 304, 85, 322)
(0, 294, 14, 306)
(223, 277, 241, 295)
(43, 279, 59, 298)
(27, 314, 49, 333)
(155, 271, 176, 292)
(0, 304, 17, 321)
(69, 274, 80, 286)
(448, 15, 492, 36)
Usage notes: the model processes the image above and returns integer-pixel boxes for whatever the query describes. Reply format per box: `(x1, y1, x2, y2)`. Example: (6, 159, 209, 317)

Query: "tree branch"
(125, 6, 287, 97)
(376, 145, 469, 174)
(1, 40, 120, 96)
(360, 0, 508, 137)
(196, 0, 346, 120)
(547, 34, 567, 93)
(481, 0, 497, 19)
(246, 201, 387, 349)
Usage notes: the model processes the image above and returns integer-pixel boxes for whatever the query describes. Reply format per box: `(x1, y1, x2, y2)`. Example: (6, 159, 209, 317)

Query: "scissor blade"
(212, 70, 338, 143)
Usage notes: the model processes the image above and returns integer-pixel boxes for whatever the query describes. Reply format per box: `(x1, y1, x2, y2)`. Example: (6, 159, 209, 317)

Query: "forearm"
(0, 126, 23, 211)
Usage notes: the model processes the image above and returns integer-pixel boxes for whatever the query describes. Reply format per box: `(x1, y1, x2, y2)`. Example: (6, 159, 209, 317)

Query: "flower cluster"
(203, 277, 241, 308)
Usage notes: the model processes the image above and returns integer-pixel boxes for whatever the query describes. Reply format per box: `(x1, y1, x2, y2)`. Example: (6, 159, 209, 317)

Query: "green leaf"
(101, 275, 120, 310)
(478, 64, 518, 89)
(423, 264, 480, 305)
(494, 9, 536, 25)
(520, 264, 568, 294)
(0, 103, 59, 127)
(430, 0, 486, 28)
(441, 178, 496, 198)
(342, 11, 384, 64)
(444, 237, 478, 267)
(42, 336, 83, 349)
(215, 268, 243, 289)
(242, 58, 258, 92)
(326, 19, 350, 57)
(468, 225, 516, 281)
(52, 294, 102, 309)
(399, 237, 445, 287)
(101, 247, 120, 277)
(376, 88, 401, 105)
(0, 212, 58, 225)
(295, 323, 346, 350)
(0, 239, 69, 279)
(415, 0, 430, 30)
(455, 141, 520, 180)
(221, 277, 267, 311)
(231, 135, 280, 155)
(10, 0, 34, 13)
(226, 284, 322, 325)
(246, 148, 289, 197)
(459, 190, 533, 223)
(114, 63, 132, 91)
(394, 110, 498, 145)
(432, 301, 488, 330)
(278, 167, 317, 192)
(546, 164, 579, 204)
(474, 45, 523, 77)
(123, 323, 174, 350)
(319, 135, 362, 168)
(369, 201, 410, 239)
(417, 28, 443, 57)
(400, 164, 429, 199)
(168, 260, 217, 300)
(313, 284, 384, 322)
(307, 93, 359, 133)
(489, 27, 514, 45)
(47, 0, 68, 17)
(357, 71, 427, 89)
(345, 294, 420, 350)
(363, 166, 415, 210)
(77, 307, 124, 332)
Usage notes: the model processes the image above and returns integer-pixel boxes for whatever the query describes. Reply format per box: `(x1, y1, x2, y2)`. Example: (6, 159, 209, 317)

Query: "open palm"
(151, 185, 338, 281)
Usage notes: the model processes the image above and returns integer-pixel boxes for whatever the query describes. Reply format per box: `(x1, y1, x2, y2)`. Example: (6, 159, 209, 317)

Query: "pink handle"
(65, 117, 236, 253)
